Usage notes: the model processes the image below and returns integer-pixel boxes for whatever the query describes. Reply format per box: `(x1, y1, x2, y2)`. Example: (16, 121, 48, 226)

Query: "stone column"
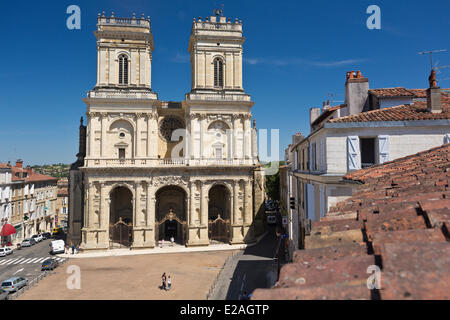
(135, 114, 141, 157)
(233, 180, 239, 224)
(135, 182, 141, 226)
(201, 182, 208, 226)
(244, 179, 253, 224)
(233, 115, 240, 159)
(101, 113, 108, 158)
(244, 115, 251, 159)
(189, 181, 196, 226)
(147, 113, 152, 158)
(144, 182, 156, 248)
(200, 114, 207, 160)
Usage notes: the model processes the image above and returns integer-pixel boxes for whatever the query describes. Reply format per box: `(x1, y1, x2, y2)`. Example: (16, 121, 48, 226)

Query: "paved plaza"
(18, 250, 237, 300)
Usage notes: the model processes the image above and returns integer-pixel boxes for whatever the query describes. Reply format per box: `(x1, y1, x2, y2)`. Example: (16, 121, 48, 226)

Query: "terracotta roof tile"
(369, 87, 415, 98)
(256, 143, 449, 300)
(329, 93, 450, 123)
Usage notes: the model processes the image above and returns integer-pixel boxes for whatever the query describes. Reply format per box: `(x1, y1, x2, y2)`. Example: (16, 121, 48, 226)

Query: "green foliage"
(264, 161, 284, 201)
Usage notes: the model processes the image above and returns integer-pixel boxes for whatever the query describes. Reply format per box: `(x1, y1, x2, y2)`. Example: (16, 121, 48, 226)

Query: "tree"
(264, 161, 284, 201)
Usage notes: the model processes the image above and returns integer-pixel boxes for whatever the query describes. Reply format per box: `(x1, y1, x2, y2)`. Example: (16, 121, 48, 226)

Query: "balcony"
(84, 158, 255, 168)
(186, 92, 251, 102)
(87, 90, 158, 100)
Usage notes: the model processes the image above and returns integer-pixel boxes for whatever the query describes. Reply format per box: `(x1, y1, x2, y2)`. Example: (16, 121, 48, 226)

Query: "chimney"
(310, 107, 321, 130)
(27, 166, 33, 176)
(345, 70, 369, 115)
(427, 69, 442, 113)
(15, 159, 23, 168)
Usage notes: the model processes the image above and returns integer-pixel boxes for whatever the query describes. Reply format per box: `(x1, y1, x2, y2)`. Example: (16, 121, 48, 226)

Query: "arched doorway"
(208, 184, 231, 243)
(155, 186, 187, 245)
(109, 186, 133, 248)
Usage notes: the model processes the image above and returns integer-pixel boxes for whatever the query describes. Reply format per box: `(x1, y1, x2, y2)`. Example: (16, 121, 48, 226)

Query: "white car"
(31, 234, 43, 243)
(0, 247, 12, 257)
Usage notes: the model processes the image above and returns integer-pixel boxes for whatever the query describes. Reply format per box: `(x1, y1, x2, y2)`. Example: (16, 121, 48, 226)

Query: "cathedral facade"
(75, 12, 265, 250)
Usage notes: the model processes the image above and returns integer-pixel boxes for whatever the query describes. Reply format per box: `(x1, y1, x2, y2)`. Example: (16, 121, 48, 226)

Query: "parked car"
(31, 234, 43, 243)
(1, 277, 28, 293)
(41, 258, 59, 271)
(41, 232, 52, 240)
(21, 238, 35, 247)
(50, 240, 65, 254)
(0, 248, 7, 257)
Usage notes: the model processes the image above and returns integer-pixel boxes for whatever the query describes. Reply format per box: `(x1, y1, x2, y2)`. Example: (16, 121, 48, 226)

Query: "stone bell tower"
(188, 12, 245, 95)
(94, 12, 154, 90)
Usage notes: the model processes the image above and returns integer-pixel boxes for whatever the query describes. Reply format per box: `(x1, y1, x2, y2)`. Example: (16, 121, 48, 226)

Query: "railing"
(87, 90, 158, 100)
(193, 21, 242, 32)
(98, 16, 151, 28)
(7, 258, 69, 300)
(84, 158, 255, 168)
(186, 93, 251, 102)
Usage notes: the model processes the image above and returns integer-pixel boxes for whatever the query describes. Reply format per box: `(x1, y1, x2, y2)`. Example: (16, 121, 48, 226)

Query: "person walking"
(161, 238, 165, 248)
(167, 275, 172, 290)
(170, 236, 174, 246)
(71, 243, 75, 255)
(161, 273, 167, 290)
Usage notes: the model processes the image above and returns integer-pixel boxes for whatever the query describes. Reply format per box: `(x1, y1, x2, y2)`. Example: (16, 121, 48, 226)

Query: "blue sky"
(0, 0, 449, 165)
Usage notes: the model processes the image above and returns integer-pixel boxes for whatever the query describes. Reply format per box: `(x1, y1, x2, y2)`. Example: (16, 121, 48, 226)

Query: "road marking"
(35, 257, 47, 263)
(13, 258, 26, 265)
(6, 259, 20, 265)
(13, 268, 24, 275)
(0, 260, 9, 265)
(27, 258, 40, 264)
(21, 258, 33, 264)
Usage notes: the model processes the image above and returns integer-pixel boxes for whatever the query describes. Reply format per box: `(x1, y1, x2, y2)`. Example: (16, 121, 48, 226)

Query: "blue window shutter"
(347, 136, 360, 171)
(378, 135, 390, 164)
(444, 133, 450, 144)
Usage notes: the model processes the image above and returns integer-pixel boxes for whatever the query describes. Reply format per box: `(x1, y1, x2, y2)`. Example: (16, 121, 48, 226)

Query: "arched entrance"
(208, 184, 231, 243)
(155, 186, 187, 245)
(109, 186, 133, 248)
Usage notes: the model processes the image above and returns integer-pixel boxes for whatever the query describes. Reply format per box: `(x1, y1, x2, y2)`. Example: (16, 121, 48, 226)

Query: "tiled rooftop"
(369, 87, 415, 98)
(252, 143, 450, 300)
(329, 92, 450, 123)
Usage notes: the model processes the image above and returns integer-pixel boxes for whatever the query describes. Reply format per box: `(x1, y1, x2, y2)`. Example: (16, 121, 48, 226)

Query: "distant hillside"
(32, 163, 70, 179)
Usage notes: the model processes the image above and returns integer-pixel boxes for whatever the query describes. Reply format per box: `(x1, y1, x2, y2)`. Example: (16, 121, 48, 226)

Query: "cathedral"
(68, 12, 265, 250)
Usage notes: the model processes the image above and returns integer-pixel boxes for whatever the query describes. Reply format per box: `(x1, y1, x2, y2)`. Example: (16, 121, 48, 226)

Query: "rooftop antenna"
(418, 49, 447, 70)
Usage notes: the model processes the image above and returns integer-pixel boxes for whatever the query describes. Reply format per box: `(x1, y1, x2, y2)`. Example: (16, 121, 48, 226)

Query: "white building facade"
(79, 13, 265, 250)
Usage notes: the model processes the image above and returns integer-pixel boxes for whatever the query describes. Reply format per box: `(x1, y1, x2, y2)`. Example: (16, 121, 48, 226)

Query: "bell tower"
(187, 11, 245, 95)
(94, 12, 154, 91)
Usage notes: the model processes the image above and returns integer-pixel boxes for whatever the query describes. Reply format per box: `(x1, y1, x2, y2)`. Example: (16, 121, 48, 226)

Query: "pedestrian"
(167, 275, 172, 290)
(75, 245, 79, 254)
(161, 272, 166, 290)
(71, 244, 75, 255)
(170, 236, 174, 246)
(161, 238, 165, 248)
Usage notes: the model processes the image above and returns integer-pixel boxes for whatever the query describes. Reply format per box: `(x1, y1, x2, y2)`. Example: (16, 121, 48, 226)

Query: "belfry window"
(213, 58, 224, 88)
(119, 54, 129, 85)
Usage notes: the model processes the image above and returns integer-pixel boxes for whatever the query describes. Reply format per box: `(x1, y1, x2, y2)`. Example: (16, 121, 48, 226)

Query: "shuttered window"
(378, 135, 390, 164)
(347, 136, 360, 171)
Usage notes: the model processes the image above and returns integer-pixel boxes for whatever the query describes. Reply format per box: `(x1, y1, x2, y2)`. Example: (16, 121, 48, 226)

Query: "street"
(209, 226, 282, 300)
(0, 238, 67, 294)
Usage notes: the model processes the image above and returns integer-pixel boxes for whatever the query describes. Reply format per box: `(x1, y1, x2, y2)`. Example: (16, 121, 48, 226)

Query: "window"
(118, 54, 129, 85)
(215, 147, 223, 160)
(360, 138, 376, 168)
(213, 58, 224, 88)
(119, 148, 126, 159)
(312, 143, 317, 171)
